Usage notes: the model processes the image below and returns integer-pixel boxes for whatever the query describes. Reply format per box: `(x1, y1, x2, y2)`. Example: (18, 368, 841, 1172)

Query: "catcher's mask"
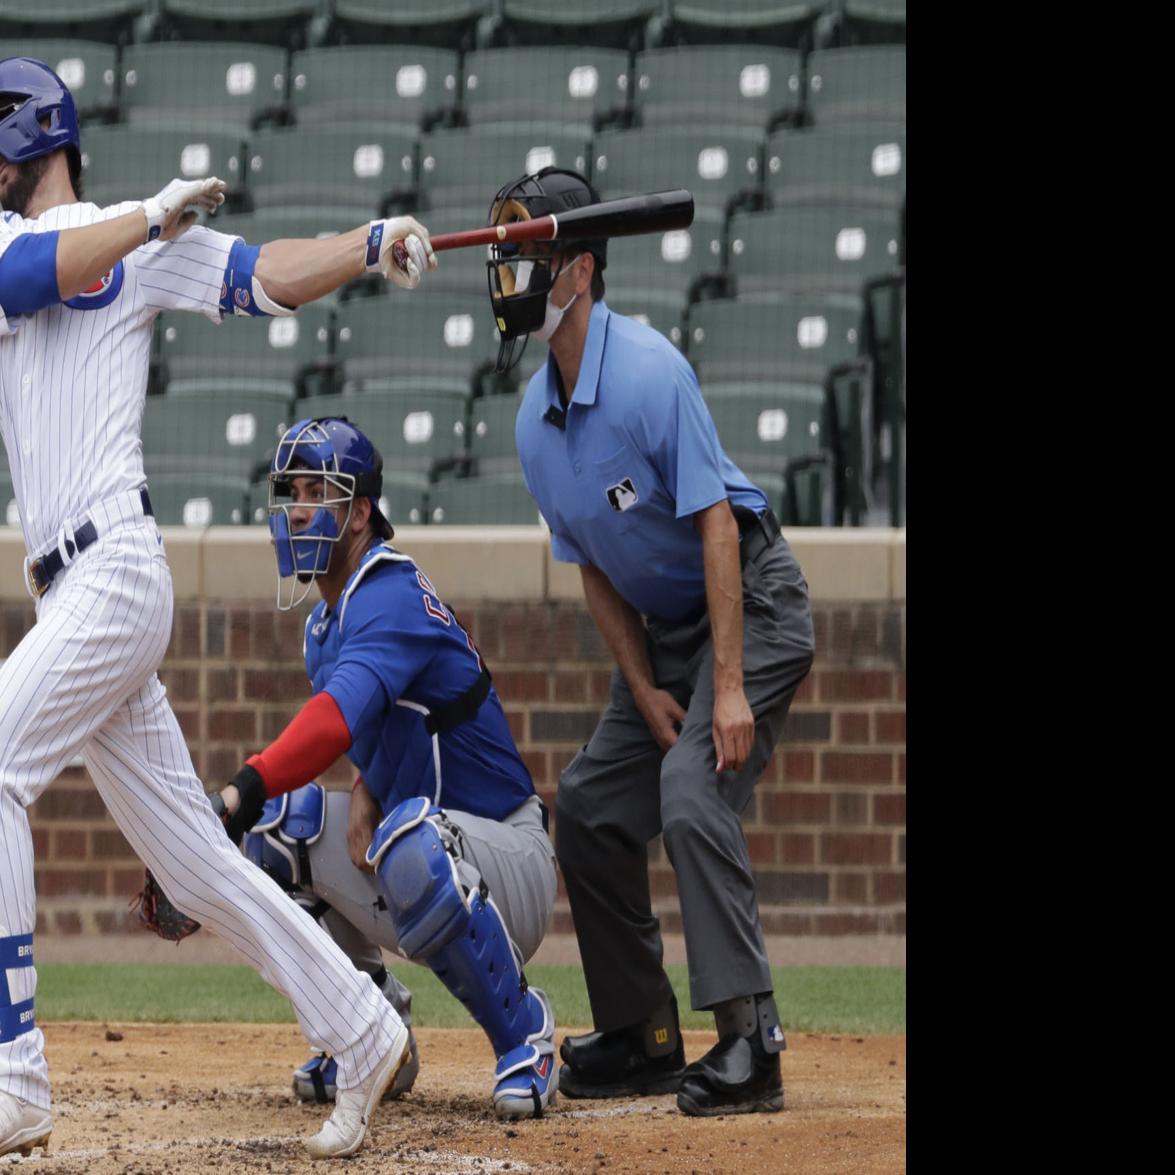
(486, 166, 606, 373)
(268, 416, 393, 610)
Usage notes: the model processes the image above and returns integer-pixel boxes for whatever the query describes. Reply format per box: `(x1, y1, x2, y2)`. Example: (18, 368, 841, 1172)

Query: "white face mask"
(532, 254, 583, 342)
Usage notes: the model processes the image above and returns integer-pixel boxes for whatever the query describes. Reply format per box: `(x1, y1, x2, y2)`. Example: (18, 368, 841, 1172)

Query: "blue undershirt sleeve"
(0, 231, 61, 316)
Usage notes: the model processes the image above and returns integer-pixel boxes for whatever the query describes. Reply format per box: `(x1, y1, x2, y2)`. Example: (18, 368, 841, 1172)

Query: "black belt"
(737, 506, 782, 568)
(27, 487, 154, 598)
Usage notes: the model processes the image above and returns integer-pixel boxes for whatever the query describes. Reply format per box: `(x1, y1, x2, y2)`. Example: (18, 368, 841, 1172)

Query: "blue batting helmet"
(0, 57, 81, 172)
(267, 417, 393, 608)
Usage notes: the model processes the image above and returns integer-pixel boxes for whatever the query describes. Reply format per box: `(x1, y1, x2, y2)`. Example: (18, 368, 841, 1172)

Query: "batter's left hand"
(713, 686, 754, 773)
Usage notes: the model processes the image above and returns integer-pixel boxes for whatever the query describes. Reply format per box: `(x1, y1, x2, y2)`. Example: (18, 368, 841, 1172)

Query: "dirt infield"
(10, 1023, 904, 1174)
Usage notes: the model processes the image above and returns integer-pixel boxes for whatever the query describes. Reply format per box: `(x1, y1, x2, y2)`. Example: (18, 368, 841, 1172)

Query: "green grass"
(37, 963, 905, 1035)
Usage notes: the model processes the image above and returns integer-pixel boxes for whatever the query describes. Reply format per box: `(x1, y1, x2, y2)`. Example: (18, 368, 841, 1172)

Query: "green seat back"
(418, 124, 589, 209)
(805, 46, 906, 124)
(121, 43, 288, 131)
(330, 1, 490, 51)
(426, 474, 541, 525)
(80, 126, 245, 207)
(499, 1, 659, 49)
(158, 305, 333, 397)
(468, 394, 522, 474)
(159, 1, 318, 48)
(147, 472, 250, 527)
(8, 39, 118, 121)
(142, 391, 295, 480)
(728, 204, 902, 294)
(592, 126, 762, 217)
(766, 123, 905, 209)
(297, 391, 469, 476)
(0, 1, 142, 45)
(703, 385, 826, 473)
(290, 46, 460, 130)
(606, 297, 687, 351)
(334, 294, 497, 394)
(603, 207, 724, 305)
(666, 1, 824, 47)
(0, 474, 17, 531)
(462, 48, 630, 128)
(687, 294, 863, 382)
(632, 46, 802, 128)
(246, 125, 418, 212)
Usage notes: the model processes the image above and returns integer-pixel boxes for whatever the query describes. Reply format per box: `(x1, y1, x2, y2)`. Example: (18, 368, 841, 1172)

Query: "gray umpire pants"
(298, 793, 556, 983)
(555, 537, 815, 1031)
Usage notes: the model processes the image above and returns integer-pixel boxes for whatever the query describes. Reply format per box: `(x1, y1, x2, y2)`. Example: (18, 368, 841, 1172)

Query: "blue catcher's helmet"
(0, 57, 81, 177)
(268, 417, 394, 609)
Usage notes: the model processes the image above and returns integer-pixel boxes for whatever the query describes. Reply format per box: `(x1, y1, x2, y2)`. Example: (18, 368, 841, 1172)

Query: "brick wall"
(8, 597, 906, 938)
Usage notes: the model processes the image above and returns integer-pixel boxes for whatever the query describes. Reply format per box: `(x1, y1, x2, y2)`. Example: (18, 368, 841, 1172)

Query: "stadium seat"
(0, 1, 143, 46)
(246, 126, 418, 213)
(297, 391, 469, 481)
(702, 384, 830, 523)
(157, 305, 334, 399)
(210, 206, 352, 246)
(290, 46, 460, 131)
(462, 48, 630, 129)
(765, 123, 905, 209)
(805, 46, 905, 124)
(334, 293, 498, 396)
(147, 473, 251, 527)
(426, 474, 542, 525)
(10, 40, 118, 123)
(79, 126, 245, 208)
(495, 1, 660, 51)
(142, 391, 296, 481)
(602, 206, 725, 310)
(327, 0, 490, 52)
(120, 43, 289, 132)
(836, 0, 906, 46)
(418, 125, 590, 210)
(406, 205, 500, 297)
(467, 393, 522, 475)
(727, 204, 902, 295)
(631, 46, 802, 129)
(686, 293, 863, 383)
(663, 1, 825, 48)
(157, 0, 319, 49)
(592, 126, 763, 218)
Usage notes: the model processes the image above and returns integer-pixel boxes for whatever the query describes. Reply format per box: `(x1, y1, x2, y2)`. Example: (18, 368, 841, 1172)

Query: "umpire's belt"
(26, 486, 155, 598)
(737, 507, 782, 568)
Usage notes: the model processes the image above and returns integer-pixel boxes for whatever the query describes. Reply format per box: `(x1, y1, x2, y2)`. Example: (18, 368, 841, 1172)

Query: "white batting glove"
(365, 216, 438, 290)
(141, 176, 227, 243)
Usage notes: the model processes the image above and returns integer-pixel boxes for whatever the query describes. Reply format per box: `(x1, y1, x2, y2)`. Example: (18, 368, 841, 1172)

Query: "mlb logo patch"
(605, 477, 638, 513)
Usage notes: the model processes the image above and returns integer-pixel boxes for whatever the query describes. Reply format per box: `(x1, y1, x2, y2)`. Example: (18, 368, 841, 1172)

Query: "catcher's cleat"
(492, 987, 558, 1119)
(304, 1022, 411, 1159)
(675, 1031, 784, 1117)
(294, 1026, 419, 1104)
(0, 1091, 52, 1158)
(558, 996, 686, 1099)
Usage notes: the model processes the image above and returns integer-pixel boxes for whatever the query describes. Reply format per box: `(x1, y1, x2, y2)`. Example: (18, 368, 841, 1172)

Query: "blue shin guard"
(367, 798, 557, 1115)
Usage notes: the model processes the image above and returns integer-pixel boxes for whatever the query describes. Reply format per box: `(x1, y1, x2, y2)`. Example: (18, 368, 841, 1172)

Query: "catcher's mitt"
(130, 869, 201, 942)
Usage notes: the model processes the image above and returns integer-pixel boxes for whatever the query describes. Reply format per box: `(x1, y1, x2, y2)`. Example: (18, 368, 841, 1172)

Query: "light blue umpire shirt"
(515, 299, 768, 625)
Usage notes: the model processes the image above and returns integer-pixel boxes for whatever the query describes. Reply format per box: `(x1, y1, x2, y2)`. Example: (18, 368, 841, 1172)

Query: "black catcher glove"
(130, 870, 201, 942)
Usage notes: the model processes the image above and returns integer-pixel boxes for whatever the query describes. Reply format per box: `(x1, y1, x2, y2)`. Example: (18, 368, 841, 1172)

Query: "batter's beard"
(0, 155, 50, 217)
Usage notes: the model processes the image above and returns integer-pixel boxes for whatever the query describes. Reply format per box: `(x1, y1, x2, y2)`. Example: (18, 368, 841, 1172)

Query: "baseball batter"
(0, 57, 437, 1159)
(210, 415, 558, 1119)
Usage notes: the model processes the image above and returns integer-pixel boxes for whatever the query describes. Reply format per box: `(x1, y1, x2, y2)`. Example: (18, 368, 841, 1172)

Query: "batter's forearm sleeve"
(0, 231, 61, 316)
(246, 691, 353, 798)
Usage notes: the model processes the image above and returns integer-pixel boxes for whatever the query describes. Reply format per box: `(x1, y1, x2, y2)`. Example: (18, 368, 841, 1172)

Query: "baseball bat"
(391, 189, 695, 269)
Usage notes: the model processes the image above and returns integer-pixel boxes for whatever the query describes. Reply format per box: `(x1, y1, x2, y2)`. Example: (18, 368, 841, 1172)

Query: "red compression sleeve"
(246, 691, 352, 798)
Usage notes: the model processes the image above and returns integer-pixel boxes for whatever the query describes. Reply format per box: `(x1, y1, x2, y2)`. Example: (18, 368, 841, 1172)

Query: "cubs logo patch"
(605, 477, 638, 513)
(64, 261, 124, 310)
(234, 287, 252, 311)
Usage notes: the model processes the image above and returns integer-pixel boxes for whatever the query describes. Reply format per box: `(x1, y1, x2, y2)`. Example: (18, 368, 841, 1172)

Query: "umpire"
(483, 168, 816, 1116)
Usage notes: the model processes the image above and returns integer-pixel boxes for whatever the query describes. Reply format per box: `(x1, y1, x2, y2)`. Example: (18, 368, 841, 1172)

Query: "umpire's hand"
(713, 685, 754, 774)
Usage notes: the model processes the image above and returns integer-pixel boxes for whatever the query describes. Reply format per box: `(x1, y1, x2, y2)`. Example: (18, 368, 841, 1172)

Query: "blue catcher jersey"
(304, 543, 535, 820)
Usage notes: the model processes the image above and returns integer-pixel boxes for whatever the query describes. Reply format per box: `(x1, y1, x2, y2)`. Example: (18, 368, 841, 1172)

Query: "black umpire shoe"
(559, 996, 686, 1099)
(676, 1001, 786, 1117)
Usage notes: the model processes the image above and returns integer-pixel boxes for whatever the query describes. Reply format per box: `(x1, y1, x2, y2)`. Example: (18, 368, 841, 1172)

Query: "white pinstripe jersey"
(0, 202, 235, 555)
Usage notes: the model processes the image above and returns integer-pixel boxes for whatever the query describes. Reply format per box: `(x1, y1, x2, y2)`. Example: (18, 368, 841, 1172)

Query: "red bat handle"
(390, 216, 556, 270)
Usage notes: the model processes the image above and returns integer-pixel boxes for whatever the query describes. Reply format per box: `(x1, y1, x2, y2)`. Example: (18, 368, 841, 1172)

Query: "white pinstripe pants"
(0, 505, 400, 1110)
